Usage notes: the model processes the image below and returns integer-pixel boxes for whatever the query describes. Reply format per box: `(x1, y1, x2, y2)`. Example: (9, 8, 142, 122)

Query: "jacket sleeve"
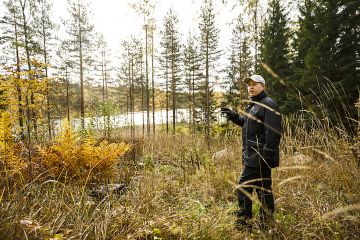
(228, 113, 245, 127)
(263, 101, 282, 165)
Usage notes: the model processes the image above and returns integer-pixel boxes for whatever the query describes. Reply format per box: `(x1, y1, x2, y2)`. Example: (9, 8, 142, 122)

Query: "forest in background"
(0, 0, 359, 239)
(0, 0, 358, 141)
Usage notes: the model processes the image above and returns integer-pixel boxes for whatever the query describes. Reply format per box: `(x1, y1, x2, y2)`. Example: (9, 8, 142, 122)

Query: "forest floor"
(1, 123, 360, 239)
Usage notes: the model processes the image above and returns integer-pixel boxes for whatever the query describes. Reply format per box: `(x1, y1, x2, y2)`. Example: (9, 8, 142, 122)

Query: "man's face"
(247, 80, 265, 97)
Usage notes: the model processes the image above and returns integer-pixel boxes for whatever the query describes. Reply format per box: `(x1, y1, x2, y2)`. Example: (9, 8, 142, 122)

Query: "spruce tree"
(260, 0, 290, 112)
(292, 0, 316, 93)
(336, 0, 359, 126)
(292, 0, 358, 128)
(224, 15, 252, 110)
(315, 0, 339, 82)
(337, 0, 359, 89)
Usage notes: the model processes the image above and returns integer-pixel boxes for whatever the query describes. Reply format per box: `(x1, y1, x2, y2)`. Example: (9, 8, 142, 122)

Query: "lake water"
(53, 108, 227, 133)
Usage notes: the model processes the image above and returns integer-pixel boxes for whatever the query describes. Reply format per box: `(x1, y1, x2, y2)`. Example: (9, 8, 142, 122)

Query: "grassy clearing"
(1, 122, 359, 239)
(1, 94, 360, 239)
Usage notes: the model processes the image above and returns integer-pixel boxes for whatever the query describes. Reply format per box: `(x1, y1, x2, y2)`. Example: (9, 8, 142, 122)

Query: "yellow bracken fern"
(40, 121, 130, 182)
(0, 111, 26, 175)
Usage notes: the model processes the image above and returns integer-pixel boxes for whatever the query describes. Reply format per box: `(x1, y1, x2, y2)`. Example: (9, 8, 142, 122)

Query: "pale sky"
(51, 0, 240, 66)
(1, 0, 277, 88)
(48, 0, 243, 88)
(72, 0, 237, 52)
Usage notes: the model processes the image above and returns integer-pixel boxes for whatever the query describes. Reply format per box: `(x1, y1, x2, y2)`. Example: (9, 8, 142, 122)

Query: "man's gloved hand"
(221, 107, 237, 119)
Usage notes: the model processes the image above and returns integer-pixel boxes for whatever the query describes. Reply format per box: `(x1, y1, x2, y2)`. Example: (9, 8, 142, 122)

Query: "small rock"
(90, 183, 127, 199)
(212, 148, 233, 161)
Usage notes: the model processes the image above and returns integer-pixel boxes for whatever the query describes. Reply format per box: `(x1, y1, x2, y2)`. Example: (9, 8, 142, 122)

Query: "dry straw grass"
(0, 88, 359, 239)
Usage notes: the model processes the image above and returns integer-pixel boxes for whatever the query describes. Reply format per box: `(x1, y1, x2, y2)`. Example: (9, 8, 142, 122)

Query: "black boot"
(235, 213, 252, 231)
(258, 212, 274, 231)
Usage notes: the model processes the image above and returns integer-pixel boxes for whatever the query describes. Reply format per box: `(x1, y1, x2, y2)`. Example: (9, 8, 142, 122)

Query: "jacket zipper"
(245, 105, 252, 158)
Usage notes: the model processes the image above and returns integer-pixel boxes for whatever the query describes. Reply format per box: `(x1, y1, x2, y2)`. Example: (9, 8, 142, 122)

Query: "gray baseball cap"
(244, 74, 265, 85)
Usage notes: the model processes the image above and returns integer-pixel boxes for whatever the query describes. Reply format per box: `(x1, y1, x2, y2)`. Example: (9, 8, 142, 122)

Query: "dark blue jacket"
(228, 91, 282, 168)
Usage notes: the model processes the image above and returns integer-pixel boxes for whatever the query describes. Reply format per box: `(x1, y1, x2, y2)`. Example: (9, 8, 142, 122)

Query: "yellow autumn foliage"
(0, 111, 26, 175)
(39, 122, 131, 182)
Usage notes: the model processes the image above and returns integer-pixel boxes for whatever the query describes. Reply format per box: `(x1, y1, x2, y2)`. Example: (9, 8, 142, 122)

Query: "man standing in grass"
(221, 74, 282, 230)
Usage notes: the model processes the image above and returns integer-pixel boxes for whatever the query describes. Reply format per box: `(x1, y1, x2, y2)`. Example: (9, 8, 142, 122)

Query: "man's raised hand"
(221, 107, 237, 118)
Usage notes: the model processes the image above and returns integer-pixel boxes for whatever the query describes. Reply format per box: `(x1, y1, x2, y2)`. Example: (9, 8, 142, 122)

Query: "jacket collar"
(250, 91, 267, 102)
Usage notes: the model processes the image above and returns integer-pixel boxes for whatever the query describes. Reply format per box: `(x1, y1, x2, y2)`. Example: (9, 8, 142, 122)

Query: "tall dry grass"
(0, 87, 359, 239)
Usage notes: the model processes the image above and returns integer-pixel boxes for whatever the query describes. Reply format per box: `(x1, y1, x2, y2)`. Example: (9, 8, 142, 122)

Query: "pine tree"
(93, 33, 111, 103)
(132, 38, 145, 136)
(158, 28, 170, 134)
(149, 21, 156, 136)
(184, 35, 202, 133)
(63, 0, 94, 130)
(35, 0, 57, 139)
(198, 0, 221, 146)
(245, 0, 264, 72)
(130, 0, 155, 136)
(120, 40, 133, 139)
(119, 37, 143, 139)
(260, 0, 290, 112)
(159, 9, 182, 135)
(17, 0, 43, 142)
(0, 0, 24, 139)
(1, 0, 45, 167)
(57, 40, 75, 122)
(92, 33, 113, 138)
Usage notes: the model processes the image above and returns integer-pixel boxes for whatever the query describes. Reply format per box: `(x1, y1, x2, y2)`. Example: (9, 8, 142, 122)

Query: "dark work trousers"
(237, 165, 274, 220)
